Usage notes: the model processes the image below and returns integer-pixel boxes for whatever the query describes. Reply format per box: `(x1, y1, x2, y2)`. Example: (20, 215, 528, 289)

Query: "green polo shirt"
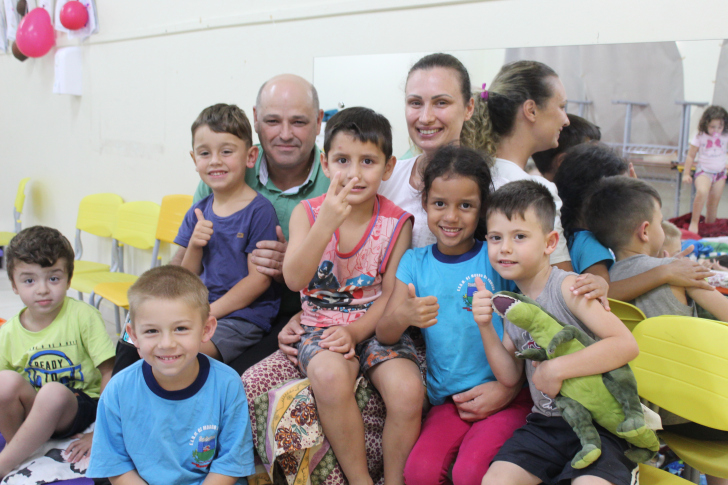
(193, 144, 329, 240)
(192, 144, 330, 315)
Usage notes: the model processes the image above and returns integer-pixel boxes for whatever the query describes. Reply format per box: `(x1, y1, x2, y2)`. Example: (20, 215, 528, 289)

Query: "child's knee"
(34, 382, 75, 411)
(0, 371, 31, 401)
(383, 376, 424, 419)
(306, 356, 355, 401)
(403, 454, 444, 485)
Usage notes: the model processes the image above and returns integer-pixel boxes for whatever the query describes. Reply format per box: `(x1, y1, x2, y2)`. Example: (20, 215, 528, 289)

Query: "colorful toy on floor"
(491, 291, 660, 469)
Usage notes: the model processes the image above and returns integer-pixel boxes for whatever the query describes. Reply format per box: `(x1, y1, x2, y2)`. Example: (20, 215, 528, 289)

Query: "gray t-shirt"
(609, 255, 695, 319)
(506, 268, 595, 417)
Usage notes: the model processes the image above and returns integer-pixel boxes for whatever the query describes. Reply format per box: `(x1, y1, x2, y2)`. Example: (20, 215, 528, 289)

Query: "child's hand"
(403, 283, 439, 329)
(189, 209, 214, 248)
(683, 174, 693, 185)
(531, 360, 563, 399)
(320, 326, 357, 359)
(317, 173, 359, 233)
(570, 273, 610, 311)
(64, 432, 93, 463)
(472, 277, 493, 327)
(665, 255, 714, 290)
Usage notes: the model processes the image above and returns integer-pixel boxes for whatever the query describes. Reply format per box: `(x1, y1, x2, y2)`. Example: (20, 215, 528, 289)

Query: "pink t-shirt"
(299, 194, 413, 328)
(691, 132, 728, 173)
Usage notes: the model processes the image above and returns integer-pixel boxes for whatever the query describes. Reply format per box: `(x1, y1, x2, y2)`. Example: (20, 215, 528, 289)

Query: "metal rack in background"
(565, 99, 592, 117)
(607, 99, 709, 217)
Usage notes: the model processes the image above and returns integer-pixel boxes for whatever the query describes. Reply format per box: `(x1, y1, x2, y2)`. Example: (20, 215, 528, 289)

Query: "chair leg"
(89, 291, 97, 306)
(683, 465, 700, 483)
(114, 305, 121, 335)
(77, 291, 83, 300)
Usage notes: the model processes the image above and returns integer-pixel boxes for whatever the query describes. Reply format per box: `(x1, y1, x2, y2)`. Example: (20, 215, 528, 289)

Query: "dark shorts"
(212, 317, 266, 364)
(295, 324, 419, 376)
(52, 389, 98, 439)
(493, 413, 638, 485)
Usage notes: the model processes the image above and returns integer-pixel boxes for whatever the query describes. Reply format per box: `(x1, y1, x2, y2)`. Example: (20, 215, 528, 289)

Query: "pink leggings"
(403, 387, 532, 485)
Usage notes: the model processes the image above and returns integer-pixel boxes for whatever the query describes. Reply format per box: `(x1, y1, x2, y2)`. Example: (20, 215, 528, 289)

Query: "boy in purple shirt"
(175, 104, 280, 364)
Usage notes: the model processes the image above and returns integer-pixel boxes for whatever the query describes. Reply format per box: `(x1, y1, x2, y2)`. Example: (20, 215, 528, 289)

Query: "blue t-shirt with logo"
(175, 193, 280, 331)
(87, 355, 254, 484)
(396, 240, 517, 405)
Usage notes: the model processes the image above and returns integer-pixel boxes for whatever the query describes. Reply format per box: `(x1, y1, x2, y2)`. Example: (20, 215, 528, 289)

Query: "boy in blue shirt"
(87, 265, 255, 484)
(175, 103, 280, 364)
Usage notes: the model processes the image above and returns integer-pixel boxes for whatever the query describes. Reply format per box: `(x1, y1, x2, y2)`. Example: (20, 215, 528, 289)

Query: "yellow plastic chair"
(73, 193, 124, 284)
(608, 298, 646, 332)
(93, 195, 192, 333)
(0, 177, 30, 247)
(631, 315, 728, 480)
(70, 201, 160, 333)
(639, 463, 691, 484)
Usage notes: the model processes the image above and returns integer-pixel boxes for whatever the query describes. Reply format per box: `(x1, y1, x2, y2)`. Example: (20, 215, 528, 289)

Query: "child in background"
(660, 221, 683, 257)
(87, 266, 254, 484)
(282, 107, 419, 485)
(0, 227, 115, 480)
(587, 177, 728, 485)
(531, 113, 601, 182)
(555, 144, 713, 303)
(475, 180, 640, 485)
(586, 176, 728, 321)
(175, 103, 280, 364)
(379, 145, 532, 485)
(682, 105, 728, 235)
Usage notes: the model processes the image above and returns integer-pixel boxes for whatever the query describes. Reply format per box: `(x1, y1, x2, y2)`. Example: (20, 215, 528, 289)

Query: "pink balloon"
(60, 1, 88, 30)
(16, 8, 55, 58)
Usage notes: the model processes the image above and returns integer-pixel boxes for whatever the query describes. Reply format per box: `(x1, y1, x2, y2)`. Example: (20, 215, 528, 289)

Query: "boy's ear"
(544, 229, 559, 255)
(201, 315, 217, 343)
(381, 156, 397, 182)
(126, 322, 140, 349)
(523, 99, 538, 123)
(190, 151, 198, 170)
(637, 220, 650, 243)
(321, 155, 331, 179)
(247, 145, 259, 169)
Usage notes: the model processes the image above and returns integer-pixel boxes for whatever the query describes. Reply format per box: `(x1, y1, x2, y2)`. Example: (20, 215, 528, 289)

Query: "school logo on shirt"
(456, 274, 495, 311)
(24, 349, 84, 389)
(189, 425, 218, 468)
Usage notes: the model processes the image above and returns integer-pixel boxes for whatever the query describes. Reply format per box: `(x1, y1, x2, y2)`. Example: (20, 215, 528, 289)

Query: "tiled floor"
(0, 269, 120, 344)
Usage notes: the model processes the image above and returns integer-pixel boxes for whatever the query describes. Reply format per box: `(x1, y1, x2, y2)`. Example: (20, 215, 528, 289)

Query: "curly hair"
(553, 143, 628, 240)
(462, 61, 558, 157)
(422, 145, 494, 240)
(697, 105, 728, 135)
(7, 226, 75, 283)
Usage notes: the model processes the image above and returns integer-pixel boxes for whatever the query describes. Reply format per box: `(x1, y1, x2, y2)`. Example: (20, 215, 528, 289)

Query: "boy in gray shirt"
(585, 177, 728, 321)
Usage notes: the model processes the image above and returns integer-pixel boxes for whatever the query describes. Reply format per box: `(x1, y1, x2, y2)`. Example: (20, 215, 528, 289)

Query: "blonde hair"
(661, 221, 681, 245)
(128, 266, 210, 324)
(461, 60, 558, 157)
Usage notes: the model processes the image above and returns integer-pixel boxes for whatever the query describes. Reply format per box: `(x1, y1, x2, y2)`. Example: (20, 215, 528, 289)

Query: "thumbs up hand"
(472, 277, 494, 327)
(404, 283, 439, 329)
(190, 208, 214, 249)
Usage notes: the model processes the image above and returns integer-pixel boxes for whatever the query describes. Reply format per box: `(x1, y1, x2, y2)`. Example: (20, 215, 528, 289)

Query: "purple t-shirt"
(175, 193, 280, 331)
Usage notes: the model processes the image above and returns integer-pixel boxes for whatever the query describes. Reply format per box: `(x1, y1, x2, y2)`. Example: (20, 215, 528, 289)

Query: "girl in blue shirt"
(378, 145, 532, 485)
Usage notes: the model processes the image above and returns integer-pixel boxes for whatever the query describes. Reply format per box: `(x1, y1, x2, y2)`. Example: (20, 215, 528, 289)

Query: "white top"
(378, 156, 436, 249)
(492, 158, 571, 265)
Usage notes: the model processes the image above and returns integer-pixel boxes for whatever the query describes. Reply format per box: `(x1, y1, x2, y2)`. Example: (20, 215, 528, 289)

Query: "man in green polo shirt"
(113, 74, 329, 375)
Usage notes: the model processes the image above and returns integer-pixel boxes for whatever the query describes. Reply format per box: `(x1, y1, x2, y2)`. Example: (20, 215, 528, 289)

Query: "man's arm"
(251, 225, 287, 283)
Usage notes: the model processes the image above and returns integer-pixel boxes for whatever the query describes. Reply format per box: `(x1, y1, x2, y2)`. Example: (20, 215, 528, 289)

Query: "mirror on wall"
(314, 39, 727, 217)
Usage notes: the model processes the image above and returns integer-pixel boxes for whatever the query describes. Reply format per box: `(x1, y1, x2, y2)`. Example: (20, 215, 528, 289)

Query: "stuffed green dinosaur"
(491, 291, 659, 469)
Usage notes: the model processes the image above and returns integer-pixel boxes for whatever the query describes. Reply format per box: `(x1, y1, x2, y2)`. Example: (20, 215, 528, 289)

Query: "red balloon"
(60, 1, 88, 30)
(15, 8, 55, 58)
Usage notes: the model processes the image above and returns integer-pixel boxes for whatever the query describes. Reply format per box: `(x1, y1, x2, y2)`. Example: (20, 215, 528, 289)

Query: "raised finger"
(327, 172, 342, 196)
(338, 176, 359, 200)
(677, 245, 694, 258)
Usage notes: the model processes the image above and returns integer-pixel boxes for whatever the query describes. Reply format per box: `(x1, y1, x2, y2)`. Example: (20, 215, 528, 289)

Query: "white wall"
(1, 0, 728, 274)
